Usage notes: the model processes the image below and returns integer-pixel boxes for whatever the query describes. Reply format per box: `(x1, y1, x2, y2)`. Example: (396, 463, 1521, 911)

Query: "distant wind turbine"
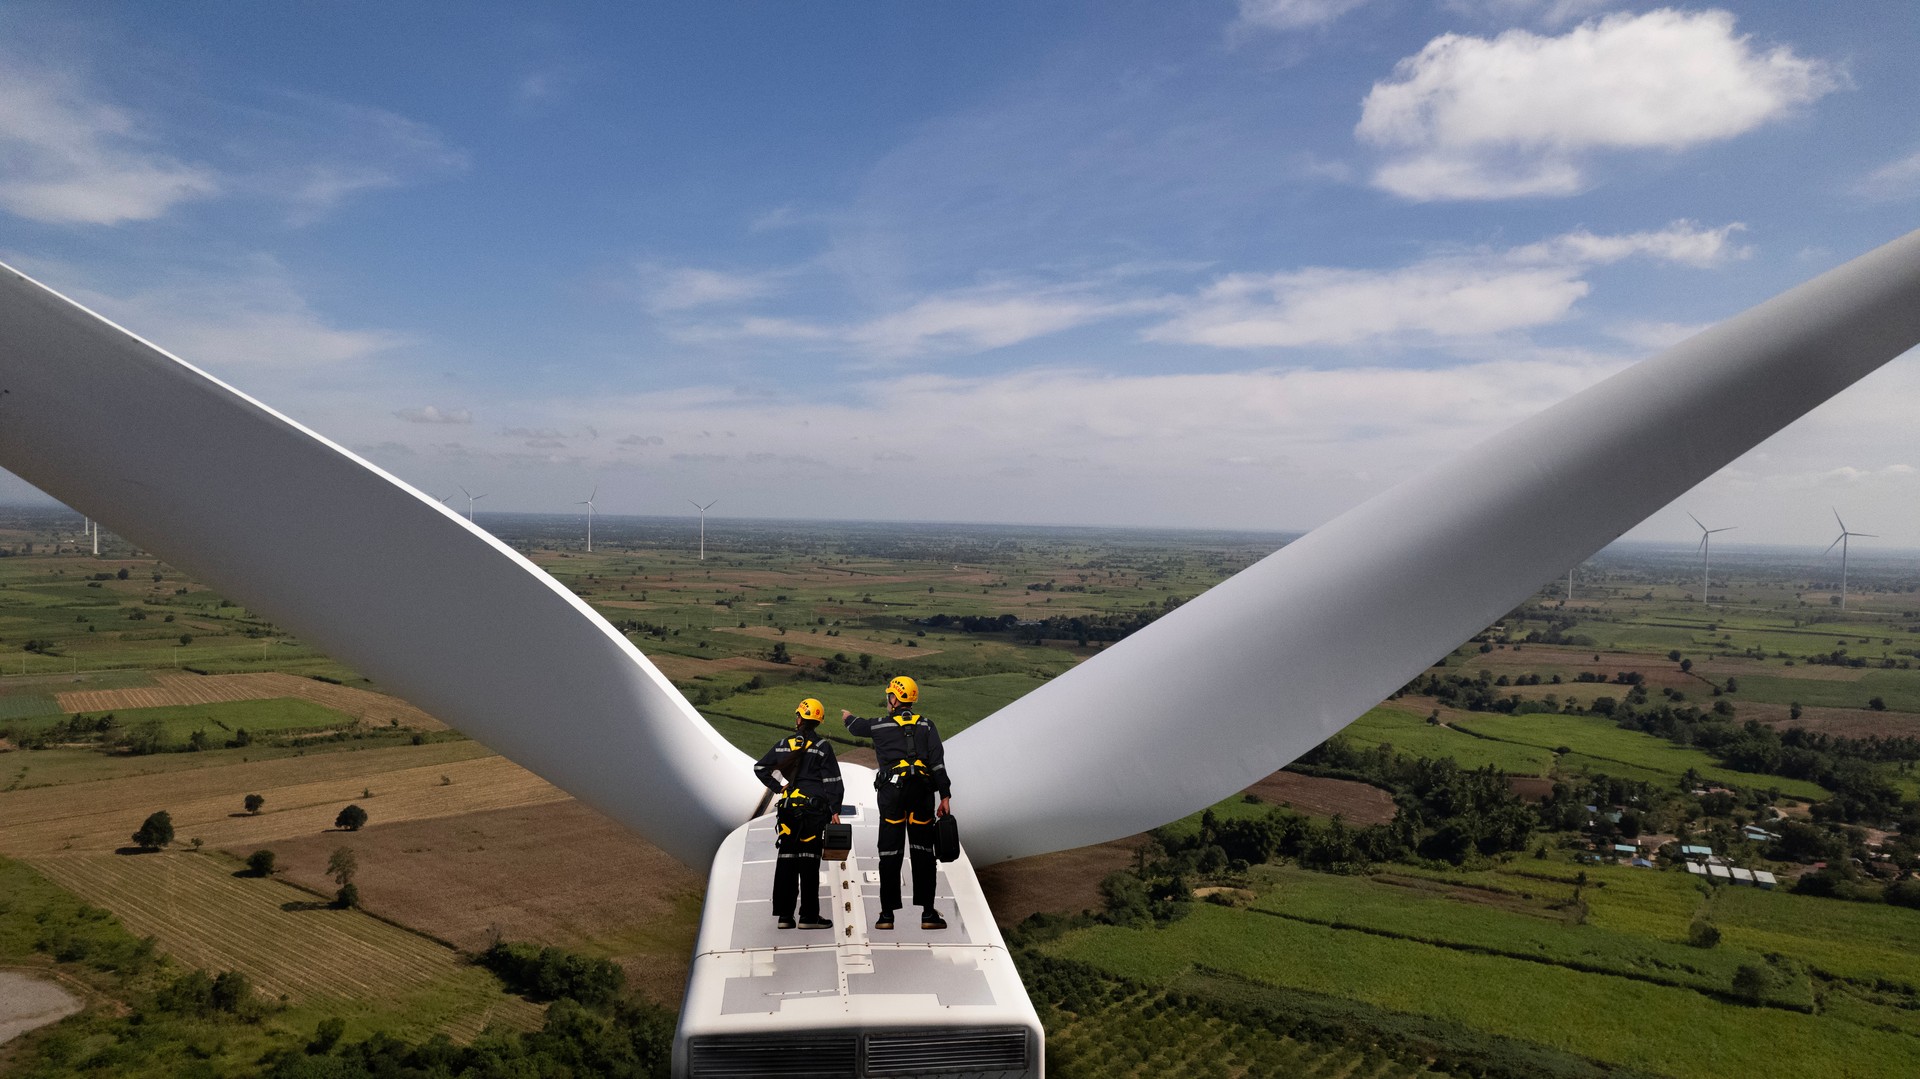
(689, 499, 716, 561)
(579, 487, 597, 552)
(1688, 513, 1734, 605)
(1824, 509, 1876, 610)
(459, 485, 487, 522)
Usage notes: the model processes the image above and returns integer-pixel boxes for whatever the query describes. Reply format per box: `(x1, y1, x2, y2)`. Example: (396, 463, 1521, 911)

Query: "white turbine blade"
(1824, 534, 1846, 556)
(1709, 527, 1736, 535)
(0, 262, 757, 870)
(949, 227, 1920, 865)
(1854, 532, 1878, 539)
(1687, 511, 1706, 531)
(1834, 507, 1848, 532)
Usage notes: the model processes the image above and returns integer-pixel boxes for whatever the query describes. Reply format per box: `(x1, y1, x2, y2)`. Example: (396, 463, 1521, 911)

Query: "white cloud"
(1440, 0, 1612, 29)
(849, 290, 1115, 358)
(0, 62, 218, 224)
(638, 265, 780, 312)
(64, 260, 406, 372)
(1608, 320, 1714, 351)
(249, 100, 467, 223)
(1854, 149, 1920, 202)
(395, 406, 473, 424)
(1233, 0, 1373, 33)
(1358, 10, 1837, 200)
(1149, 221, 1739, 349)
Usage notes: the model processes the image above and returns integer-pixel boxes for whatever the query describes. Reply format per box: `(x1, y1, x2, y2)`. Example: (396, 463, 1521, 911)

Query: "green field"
(1448, 712, 1830, 799)
(6, 697, 355, 742)
(1344, 706, 1557, 774)
(1046, 900, 1920, 1079)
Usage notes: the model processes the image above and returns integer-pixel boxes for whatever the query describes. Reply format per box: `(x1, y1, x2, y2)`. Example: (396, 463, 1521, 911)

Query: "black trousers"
(773, 807, 829, 921)
(877, 789, 938, 914)
(772, 849, 821, 921)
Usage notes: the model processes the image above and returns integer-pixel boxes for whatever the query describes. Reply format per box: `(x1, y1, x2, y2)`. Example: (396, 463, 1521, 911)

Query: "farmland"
(4, 506, 1920, 1076)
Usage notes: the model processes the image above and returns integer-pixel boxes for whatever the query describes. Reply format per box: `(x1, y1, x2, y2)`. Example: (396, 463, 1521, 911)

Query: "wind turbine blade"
(1688, 512, 1706, 531)
(1709, 527, 1735, 535)
(1834, 508, 1847, 532)
(0, 262, 755, 870)
(949, 226, 1920, 864)
(1824, 535, 1845, 556)
(1855, 532, 1878, 539)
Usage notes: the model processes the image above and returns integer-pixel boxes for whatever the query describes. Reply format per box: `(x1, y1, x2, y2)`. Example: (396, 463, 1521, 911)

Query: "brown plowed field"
(1747, 702, 1920, 738)
(0, 742, 559, 856)
(645, 654, 789, 681)
(261, 799, 705, 1004)
(977, 837, 1146, 926)
(1246, 771, 1397, 825)
(26, 851, 542, 1039)
(53, 672, 448, 730)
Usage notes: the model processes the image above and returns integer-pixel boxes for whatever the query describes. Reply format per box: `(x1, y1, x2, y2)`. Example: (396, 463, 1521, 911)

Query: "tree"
(769, 642, 790, 664)
(1680, 659, 1693, 673)
(334, 882, 360, 910)
(335, 804, 368, 831)
(1687, 917, 1722, 948)
(131, 810, 174, 850)
(1732, 962, 1776, 1001)
(178, 633, 193, 646)
(327, 846, 357, 888)
(1870, 697, 1888, 711)
(246, 849, 276, 877)
(116, 567, 129, 580)
(244, 793, 265, 814)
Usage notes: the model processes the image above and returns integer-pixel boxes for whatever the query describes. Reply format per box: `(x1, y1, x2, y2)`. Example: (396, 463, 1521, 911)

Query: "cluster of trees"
(261, 944, 670, 1079)
(1614, 710, 1910, 823)
(1400, 671, 1568, 716)
(921, 597, 1183, 647)
(481, 941, 626, 1008)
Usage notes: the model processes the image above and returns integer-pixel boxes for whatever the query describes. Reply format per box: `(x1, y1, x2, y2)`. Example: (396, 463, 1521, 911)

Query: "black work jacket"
(844, 710, 951, 798)
(753, 731, 843, 808)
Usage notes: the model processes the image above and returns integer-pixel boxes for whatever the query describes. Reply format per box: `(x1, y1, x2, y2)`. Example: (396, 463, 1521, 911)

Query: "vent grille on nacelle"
(687, 1033, 858, 1077)
(863, 1027, 1029, 1075)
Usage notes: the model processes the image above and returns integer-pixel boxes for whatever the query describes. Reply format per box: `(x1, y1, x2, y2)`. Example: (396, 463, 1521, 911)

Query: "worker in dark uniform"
(754, 697, 841, 930)
(843, 675, 951, 931)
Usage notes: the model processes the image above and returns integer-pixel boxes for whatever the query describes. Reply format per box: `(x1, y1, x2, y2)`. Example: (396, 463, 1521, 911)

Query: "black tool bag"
(935, 813, 960, 862)
(821, 822, 852, 860)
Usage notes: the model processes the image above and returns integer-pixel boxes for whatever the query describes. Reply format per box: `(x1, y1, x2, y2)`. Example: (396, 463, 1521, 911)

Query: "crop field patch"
(1046, 902, 1920, 1079)
(1448, 712, 1830, 800)
(717, 623, 939, 660)
(1343, 706, 1556, 775)
(0, 741, 532, 857)
(258, 798, 705, 1005)
(1246, 771, 1397, 825)
(51, 671, 448, 730)
(25, 850, 542, 1040)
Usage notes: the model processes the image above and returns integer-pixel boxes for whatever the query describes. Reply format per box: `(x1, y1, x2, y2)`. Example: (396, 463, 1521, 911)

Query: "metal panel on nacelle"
(678, 765, 1042, 1078)
(0, 263, 761, 870)
(949, 227, 1920, 865)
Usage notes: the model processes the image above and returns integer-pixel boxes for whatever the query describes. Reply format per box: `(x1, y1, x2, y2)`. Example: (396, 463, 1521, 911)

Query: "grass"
(25, 850, 543, 1042)
(6, 697, 356, 742)
(1343, 706, 1556, 775)
(1733, 672, 1920, 713)
(1448, 712, 1831, 799)
(1248, 866, 1808, 1008)
(1044, 901, 1920, 1079)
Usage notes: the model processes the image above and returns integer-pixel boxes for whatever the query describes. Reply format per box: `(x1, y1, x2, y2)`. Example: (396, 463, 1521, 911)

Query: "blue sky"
(2, 1, 1917, 545)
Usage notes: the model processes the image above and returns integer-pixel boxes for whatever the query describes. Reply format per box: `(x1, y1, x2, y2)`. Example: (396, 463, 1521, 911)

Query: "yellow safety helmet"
(886, 675, 919, 704)
(795, 697, 825, 724)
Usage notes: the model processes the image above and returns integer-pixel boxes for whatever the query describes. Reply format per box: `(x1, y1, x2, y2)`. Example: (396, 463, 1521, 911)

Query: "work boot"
(797, 917, 832, 930)
(776, 915, 796, 930)
(920, 908, 947, 930)
(874, 911, 894, 931)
